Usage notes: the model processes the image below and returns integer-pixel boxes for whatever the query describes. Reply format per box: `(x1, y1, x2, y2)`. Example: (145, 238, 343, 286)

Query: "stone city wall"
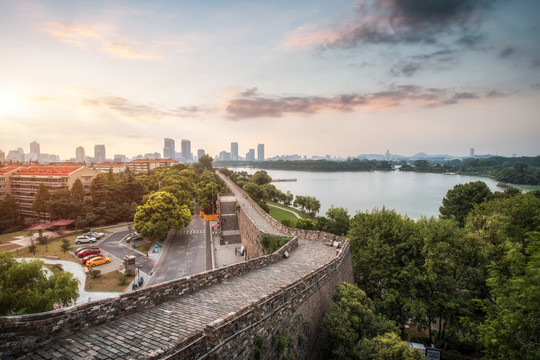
(0, 238, 299, 357)
(163, 240, 354, 360)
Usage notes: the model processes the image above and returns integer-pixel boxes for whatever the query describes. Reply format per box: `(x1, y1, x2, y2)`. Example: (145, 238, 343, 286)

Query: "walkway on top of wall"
(20, 239, 336, 360)
(216, 172, 285, 236)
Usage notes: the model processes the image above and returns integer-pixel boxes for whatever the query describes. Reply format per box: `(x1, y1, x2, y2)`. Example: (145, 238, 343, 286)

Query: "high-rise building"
(163, 138, 175, 159)
(470, 148, 475, 157)
(76, 146, 85, 163)
(231, 142, 239, 161)
(181, 139, 192, 161)
(197, 149, 205, 160)
(257, 144, 265, 162)
(30, 141, 40, 156)
(246, 149, 255, 161)
(385, 149, 391, 161)
(94, 145, 106, 163)
(0, 149, 5, 162)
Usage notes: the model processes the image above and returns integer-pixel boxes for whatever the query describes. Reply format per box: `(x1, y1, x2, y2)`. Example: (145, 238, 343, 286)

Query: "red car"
(81, 254, 101, 264)
(77, 248, 100, 258)
(75, 246, 98, 255)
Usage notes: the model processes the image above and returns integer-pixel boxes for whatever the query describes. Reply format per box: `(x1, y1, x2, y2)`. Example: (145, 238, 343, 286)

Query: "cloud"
(82, 96, 211, 119)
(225, 86, 506, 119)
(285, 0, 493, 50)
(43, 21, 166, 60)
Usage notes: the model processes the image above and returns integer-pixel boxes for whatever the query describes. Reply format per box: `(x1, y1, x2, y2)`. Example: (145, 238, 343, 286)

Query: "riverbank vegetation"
(321, 184, 540, 359)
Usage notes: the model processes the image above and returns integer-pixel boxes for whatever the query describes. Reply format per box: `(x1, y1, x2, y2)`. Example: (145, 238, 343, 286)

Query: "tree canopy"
(439, 181, 492, 226)
(0, 254, 79, 315)
(134, 191, 191, 241)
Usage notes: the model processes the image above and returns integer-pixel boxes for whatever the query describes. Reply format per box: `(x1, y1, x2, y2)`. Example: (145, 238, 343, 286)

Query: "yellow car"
(86, 256, 111, 267)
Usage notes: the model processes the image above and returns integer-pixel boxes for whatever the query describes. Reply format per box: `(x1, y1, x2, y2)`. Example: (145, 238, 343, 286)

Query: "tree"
(362, 332, 423, 360)
(348, 208, 425, 333)
(194, 154, 214, 173)
(439, 181, 492, 227)
(293, 195, 306, 211)
(321, 282, 400, 359)
(283, 191, 294, 207)
(304, 196, 321, 215)
(323, 206, 350, 236)
(31, 183, 50, 220)
(0, 254, 79, 315)
(70, 178, 86, 205)
(251, 170, 272, 185)
(0, 193, 23, 234)
(47, 189, 80, 220)
(242, 182, 267, 202)
(296, 218, 315, 230)
(134, 191, 191, 241)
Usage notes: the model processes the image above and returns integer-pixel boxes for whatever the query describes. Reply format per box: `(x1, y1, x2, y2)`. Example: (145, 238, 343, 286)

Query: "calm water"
(229, 167, 504, 219)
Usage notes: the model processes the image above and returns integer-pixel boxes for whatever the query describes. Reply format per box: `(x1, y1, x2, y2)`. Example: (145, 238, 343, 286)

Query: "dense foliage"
(0, 194, 23, 234)
(341, 187, 540, 359)
(0, 254, 79, 315)
(259, 234, 292, 254)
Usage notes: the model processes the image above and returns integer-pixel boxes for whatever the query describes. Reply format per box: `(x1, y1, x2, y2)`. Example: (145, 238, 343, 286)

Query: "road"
(99, 230, 154, 275)
(146, 209, 209, 287)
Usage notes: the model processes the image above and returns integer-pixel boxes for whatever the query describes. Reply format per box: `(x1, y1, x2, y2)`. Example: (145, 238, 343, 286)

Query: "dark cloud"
(225, 86, 505, 119)
(390, 62, 422, 77)
(499, 47, 515, 58)
(412, 49, 455, 60)
(324, 0, 492, 48)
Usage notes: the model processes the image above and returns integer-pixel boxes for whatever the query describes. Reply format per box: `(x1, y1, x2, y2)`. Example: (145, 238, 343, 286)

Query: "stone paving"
(19, 240, 336, 359)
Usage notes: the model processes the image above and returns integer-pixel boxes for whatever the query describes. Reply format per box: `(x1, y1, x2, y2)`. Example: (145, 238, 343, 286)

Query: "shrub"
(260, 234, 292, 254)
(89, 269, 101, 278)
(278, 330, 291, 352)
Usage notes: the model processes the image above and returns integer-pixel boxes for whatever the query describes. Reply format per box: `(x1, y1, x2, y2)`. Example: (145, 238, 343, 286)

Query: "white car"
(75, 235, 97, 244)
(87, 231, 105, 239)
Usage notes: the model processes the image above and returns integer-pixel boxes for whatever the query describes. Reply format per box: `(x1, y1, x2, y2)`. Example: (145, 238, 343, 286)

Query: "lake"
(228, 167, 504, 219)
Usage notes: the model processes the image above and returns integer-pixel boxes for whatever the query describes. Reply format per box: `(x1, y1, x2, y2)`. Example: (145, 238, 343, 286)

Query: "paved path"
(216, 171, 285, 236)
(22, 240, 335, 359)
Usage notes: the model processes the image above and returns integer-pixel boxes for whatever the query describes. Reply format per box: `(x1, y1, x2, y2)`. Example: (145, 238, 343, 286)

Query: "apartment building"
(126, 158, 178, 173)
(1, 165, 98, 219)
(94, 162, 127, 173)
(0, 165, 21, 200)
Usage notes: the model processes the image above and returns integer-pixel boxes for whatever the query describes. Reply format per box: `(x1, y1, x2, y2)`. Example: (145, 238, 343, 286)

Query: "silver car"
(75, 235, 97, 244)
(87, 231, 105, 239)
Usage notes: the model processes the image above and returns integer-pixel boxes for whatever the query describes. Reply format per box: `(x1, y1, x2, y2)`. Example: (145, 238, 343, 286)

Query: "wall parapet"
(0, 237, 299, 357)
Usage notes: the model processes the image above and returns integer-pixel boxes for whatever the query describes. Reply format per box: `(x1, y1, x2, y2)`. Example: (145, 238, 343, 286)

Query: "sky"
(1, 0, 539, 160)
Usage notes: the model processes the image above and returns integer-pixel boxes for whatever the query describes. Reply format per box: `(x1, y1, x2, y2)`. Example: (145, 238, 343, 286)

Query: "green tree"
(296, 218, 315, 230)
(304, 196, 321, 215)
(47, 189, 80, 220)
(348, 208, 425, 333)
(283, 191, 294, 207)
(0, 254, 79, 315)
(293, 195, 306, 211)
(70, 178, 86, 205)
(321, 282, 398, 359)
(251, 170, 272, 185)
(0, 193, 23, 234)
(243, 182, 267, 202)
(31, 183, 50, 220)
(439, 181, 492, 226)
(194, 154, 214, 173)
(362, 332, 423, 360)
(134, 191, 191, 241)
(323, 206, 350, 236)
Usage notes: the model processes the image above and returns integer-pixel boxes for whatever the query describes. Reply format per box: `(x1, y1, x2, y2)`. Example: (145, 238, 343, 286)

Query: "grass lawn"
(6, 233, 82, 261)
(268, 206, 299, 225)
(135, 241, 153, 254)
(85, 271, 135, 292)
(268, 201, 308, 218)
(0, 230, 36, 244)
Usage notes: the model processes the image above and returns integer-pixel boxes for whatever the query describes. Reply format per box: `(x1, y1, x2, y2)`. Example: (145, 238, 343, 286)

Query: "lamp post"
(127, 223, 133, 257)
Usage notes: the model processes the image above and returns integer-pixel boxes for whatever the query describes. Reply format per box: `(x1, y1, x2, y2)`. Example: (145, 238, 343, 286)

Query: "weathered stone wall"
(237, 206, 264, 259)
(164, 240, 354, 360)
(0, 238, 299, 357)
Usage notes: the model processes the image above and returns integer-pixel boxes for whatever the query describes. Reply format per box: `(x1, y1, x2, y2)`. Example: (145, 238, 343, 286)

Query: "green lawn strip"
(268, 206, 299, 225)
(267, 201, 308, 218)
(9, 233, 83, 261)
(85, 271, 134, 292)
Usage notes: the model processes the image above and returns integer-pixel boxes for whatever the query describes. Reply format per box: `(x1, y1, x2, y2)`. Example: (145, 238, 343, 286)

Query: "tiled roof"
(13, 166, 83, 176)
(0, 165, 22, 175)
(128, 158, 177, 163)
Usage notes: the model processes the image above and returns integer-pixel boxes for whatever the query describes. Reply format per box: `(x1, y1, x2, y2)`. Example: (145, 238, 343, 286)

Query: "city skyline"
(1, 1, 539, 159)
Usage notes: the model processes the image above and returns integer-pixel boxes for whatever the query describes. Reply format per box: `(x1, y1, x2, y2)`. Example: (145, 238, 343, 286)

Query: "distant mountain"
(356, 152, 462, 161)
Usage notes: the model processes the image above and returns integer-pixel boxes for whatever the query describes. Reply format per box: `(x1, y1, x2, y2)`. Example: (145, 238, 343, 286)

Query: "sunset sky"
(1, 0, 539, 160)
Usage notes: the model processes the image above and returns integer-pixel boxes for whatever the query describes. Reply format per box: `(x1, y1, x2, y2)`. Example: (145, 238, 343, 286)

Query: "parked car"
(87, 231, 105, 239)
(126, 234, 142, 243)
(86, 256, 110, 267)
(75, 235, 97, 244)
(81, 254, 101, 264)
(75, 246, 97, 254)
(77, 248, 100, 258)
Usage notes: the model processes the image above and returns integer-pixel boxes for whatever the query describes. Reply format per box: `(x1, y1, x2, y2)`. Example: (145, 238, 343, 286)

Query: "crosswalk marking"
(178, 230, 205, 235)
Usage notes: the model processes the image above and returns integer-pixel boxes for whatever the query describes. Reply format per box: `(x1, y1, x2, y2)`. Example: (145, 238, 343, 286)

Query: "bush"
(82, 227, 91, 233)
(260, 234, 292, 254)
(28, 245, 36, 254)
(257, 200, 270, 213)
(36, 236, 48, 245)
(51, 264, 63, 272)
(278, 330, 291, 352)
(89, 268, 101, 278)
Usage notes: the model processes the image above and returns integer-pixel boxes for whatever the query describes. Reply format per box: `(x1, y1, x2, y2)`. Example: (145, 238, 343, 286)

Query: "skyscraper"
(76, 146, 85, 163)
(30, 141, 40, 156)
(470, 148, 475, 157)
(246, 149, 255, 161)
(257, 144, 265, 162)
(181, 139, 192, 161)
(197, 149, 205, 160)
(94, 145, 106, 163)
(163, 138, 175, 159)
(231, 142, 238, 161)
